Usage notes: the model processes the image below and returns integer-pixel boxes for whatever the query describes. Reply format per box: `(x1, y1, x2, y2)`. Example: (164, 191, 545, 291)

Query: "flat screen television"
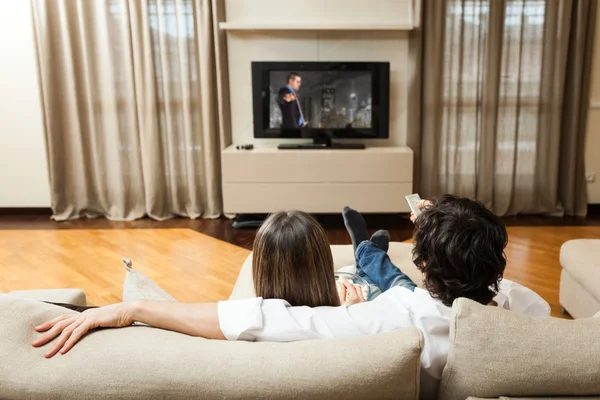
(251, 62, 390, 149)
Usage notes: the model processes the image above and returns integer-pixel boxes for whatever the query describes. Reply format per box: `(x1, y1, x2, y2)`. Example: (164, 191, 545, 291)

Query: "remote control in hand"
(405, 193, 422, 218)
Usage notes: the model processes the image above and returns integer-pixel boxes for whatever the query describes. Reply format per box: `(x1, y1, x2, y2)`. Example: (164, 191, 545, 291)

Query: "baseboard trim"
(588, 204, 600, 216)
(0, 207, 52, 216)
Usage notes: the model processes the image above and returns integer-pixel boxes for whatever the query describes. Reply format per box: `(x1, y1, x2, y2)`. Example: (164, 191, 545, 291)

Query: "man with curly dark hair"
(412, 195, 508, 306)
(343, 195, 508, 307)
(340, 195, 547, 397)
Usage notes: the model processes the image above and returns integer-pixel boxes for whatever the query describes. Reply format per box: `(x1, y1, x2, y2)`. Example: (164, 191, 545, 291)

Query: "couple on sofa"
(32, 195, 549, 398)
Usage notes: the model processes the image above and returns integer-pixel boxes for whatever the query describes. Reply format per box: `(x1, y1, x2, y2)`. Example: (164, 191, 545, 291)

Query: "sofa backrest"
(1, 294, 423, 400)
(439, 298, 600, 400)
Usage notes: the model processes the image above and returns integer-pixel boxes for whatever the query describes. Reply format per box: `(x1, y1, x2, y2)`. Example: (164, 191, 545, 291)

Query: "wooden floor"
(1, 216, 599, 317)
(0, 229, 250, 305)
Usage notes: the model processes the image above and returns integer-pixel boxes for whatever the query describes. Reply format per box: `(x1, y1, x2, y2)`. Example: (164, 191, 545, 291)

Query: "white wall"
(585, 8, 600, 204)
(223, 0, 413, 147)
(0, 0, 50, 207)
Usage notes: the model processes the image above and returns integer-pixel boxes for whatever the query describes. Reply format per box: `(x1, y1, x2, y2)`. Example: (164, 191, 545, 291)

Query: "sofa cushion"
(1, 294, 423, 399)
(560, 239, 600, 303)
(439, 298, 600, 400)
(229, 242, 422, 300)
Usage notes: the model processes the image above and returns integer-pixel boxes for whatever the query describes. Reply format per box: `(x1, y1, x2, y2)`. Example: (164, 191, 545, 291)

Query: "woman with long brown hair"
(252, 210, 364, 307)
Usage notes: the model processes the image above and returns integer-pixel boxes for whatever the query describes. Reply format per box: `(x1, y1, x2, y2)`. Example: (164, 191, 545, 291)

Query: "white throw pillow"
(122, 258, 176, 302)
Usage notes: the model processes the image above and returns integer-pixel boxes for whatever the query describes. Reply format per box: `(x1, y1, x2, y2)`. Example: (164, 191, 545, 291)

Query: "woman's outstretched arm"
(32, 301, 225, 358)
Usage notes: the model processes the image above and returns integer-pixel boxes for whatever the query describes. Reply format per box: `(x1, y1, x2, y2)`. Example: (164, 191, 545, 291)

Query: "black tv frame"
(252, 61, 390, 147)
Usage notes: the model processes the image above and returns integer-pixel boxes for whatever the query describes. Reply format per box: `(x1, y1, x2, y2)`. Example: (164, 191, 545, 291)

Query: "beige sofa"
(3, 242, 600, 400)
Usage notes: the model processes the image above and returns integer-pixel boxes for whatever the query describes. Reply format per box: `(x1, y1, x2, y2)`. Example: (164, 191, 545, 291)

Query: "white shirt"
(218, 279, 549, 398)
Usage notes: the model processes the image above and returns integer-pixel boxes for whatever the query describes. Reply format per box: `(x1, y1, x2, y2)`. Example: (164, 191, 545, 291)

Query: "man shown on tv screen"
(278, 72, 307, 129)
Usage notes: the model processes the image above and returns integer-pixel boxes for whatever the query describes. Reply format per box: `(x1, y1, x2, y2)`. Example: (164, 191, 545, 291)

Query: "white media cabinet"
(222, 145, 414, 214)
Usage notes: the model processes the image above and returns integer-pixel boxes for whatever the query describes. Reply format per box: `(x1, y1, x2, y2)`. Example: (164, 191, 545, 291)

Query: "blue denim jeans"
(356, 240, 417, 300)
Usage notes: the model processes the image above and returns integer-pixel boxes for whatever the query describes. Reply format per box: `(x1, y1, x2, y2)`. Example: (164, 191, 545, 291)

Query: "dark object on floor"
(232, 214, 267, 228)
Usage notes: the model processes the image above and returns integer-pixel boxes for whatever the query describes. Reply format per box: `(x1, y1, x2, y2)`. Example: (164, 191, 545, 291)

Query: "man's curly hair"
(412, 195, 507, 306)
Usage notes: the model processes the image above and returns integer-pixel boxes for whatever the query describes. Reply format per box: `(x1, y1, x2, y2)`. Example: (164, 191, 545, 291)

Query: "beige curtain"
(411, 0, 596, 216)
(31, 0, 230, 221)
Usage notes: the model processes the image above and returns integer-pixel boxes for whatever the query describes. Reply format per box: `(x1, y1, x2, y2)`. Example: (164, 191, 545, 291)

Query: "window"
(441, 0, 547, 181)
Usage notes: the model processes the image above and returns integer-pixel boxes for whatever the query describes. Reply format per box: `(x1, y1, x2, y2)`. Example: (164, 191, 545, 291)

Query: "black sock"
(370, 230, 390, 252)
(343, 206, 369, 251)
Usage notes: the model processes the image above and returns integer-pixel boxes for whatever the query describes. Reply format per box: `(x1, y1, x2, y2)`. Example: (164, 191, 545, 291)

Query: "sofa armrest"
(8, 289, 87, 306)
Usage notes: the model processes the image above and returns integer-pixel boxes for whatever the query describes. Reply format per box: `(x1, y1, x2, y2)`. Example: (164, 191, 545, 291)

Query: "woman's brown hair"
(252, 211, 340, 307)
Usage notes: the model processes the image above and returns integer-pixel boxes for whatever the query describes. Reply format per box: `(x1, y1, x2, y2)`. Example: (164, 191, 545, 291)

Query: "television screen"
(252, 62, 389, 141)
(269, 70, 372, 130)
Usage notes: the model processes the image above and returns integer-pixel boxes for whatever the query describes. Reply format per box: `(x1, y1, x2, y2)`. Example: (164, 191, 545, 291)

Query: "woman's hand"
(409, 199, 433, 223)
(337, 279, 366, 306)
(32, 302, 136, 358)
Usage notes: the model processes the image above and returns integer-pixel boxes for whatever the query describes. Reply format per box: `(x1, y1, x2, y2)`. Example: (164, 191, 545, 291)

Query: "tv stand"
(222, 145, 414, 213)
(278, 138, 365, 150)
